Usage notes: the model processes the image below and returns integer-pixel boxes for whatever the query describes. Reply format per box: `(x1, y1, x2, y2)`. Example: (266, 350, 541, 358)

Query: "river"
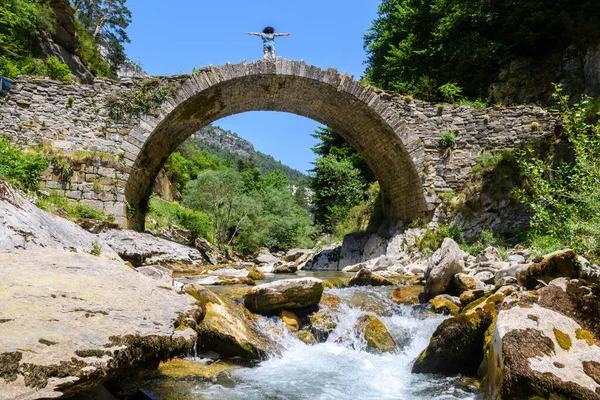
(135, 272, 481, 400)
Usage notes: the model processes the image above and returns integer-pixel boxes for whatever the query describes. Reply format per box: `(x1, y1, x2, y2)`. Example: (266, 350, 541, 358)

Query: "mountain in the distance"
(188, 125, 307, 182)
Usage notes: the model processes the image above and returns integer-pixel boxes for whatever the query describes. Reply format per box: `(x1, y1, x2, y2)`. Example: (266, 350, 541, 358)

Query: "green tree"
(311, 154, 368, 232)
(364, 0, 600, 102)
(70, 0, 131, 73)
(183, 169, 247, 248)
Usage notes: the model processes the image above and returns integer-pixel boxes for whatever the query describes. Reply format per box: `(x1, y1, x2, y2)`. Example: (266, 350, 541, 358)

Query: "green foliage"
(515, 85, 600, 259)
(106, 78, 180, 121)
(52, 157, 74, 182)
(417, 224, 464, 255)
(182, 168, 313, 253)
(74, 18, 112, 78)
(44, 56, 73, 82)
(311, 154, 369, 232)
(364, 0, 600, 102)
(36, 192, 108, 221)
(439, 83, 462, 103)
(147, 197, 214, 242)
(71, 0, 131, 74)
(91, 241, 101, 256)
(440, 131, 457, 149)
(0, 138, 48, 191)
(333, 182, 382, 240)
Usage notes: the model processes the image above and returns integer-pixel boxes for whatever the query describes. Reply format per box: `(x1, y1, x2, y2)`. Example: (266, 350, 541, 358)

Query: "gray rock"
(254, 248, 280, 264)
(434, 293, 462, 308)
(495, 276, 518, 288)
(424, 238, 465, 299)
(244, 278, 325, 314)
(0, 249, 200, 399)
(485, 285, 600, 399)
(507, 254, 526, 263)
(348, 269, 394, 287)
(99, 229, 205, 267)
(476, 246, 502, 263)
(302, 244, 340, 270)
(0, 179, 119, 260)
(371, 256, 394, 271)
(342, 262, 368, 273)
(136, 265, 173, 285)
(283, 248, 312, 263)
(475, 271, 495, 284)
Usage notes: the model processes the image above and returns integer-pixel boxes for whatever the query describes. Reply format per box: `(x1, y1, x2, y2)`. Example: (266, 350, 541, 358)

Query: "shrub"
(0, 139, 48, 191)
(440, 131, 457, 149)
(45, 56, 73, 82)
(439, 83, 463, 103)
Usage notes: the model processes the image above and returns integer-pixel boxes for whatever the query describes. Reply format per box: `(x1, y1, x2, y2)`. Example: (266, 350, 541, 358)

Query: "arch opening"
(125, 62, 427, 231)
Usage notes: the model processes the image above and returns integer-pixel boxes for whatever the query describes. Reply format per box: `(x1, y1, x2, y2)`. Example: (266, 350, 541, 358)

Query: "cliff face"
(192, 126, 256, 159)
(489, 42, 600, 104)
(35, 0, 94, 83)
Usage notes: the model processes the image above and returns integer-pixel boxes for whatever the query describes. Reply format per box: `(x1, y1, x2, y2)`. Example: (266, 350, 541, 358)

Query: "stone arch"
(125, 60, 427, 230)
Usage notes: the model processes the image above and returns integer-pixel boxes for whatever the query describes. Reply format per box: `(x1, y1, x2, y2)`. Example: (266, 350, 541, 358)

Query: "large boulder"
(412, 307, 495, 374)
(0, 179, 118, 260)
(243, 278, 324, 314)
(354, 314, 397, 353)
(486, 281, 600, 399)
(423, 238, 465, 299)
(301, 244, 341, 270)
(254, 248, 280, 264)
(184, 285, 278, 359)
(348, 269, 394, 287)
(99, 229, 206, 269)
(0, 249, 200, 399)
(517, 249, 581, 289)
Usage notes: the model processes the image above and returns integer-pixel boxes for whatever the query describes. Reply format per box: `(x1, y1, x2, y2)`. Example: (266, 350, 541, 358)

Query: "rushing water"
(137, 273, 481, 400)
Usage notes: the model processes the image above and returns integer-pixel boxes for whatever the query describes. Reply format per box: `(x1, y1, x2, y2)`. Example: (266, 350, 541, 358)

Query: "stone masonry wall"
(0, 60, 560, 228)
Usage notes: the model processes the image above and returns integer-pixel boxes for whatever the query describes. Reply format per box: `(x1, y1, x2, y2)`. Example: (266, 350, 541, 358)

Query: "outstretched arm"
(247, 32, 261, 36)
(274, 33, 291, 37)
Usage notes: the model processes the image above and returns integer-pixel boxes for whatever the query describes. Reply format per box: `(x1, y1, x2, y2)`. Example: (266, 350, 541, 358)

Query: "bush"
(147, 197, 214, 243)
(0, 139, 48, 191)
(440, 131, 457, 149)
(45, 56, 73, 82)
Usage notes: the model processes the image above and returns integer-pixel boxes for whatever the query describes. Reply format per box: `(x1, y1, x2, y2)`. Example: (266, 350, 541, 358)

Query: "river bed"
(134, 272, 481, 400)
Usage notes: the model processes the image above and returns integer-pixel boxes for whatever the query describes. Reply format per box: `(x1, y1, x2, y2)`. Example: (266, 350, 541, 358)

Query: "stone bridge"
(0, 60, 558, 229)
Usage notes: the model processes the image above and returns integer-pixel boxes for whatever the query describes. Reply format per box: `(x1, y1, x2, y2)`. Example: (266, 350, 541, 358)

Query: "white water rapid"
(149, 284, 482, 400)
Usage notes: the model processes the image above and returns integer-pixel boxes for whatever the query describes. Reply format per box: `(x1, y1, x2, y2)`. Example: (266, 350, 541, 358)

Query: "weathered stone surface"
(354, 314, 397, 353)
(424, 238, 465, 299)
(186, 285, 278, 359)
(273, 263, 298, 274)
(413, 307, 494, 375)
(517, 249, 581, 289)
(487, 302, 600, 399)
(0, 249, 200, 399)
(392, 286, 423, 305)
(99, 229, 205, 268)
(0, 179, 118, 259)
(452, 272, 481, 294)
(243, 278, 324, 314)
(254, 248, 280, 264)
(348, 269, 394, 287)
(476, 247, 502, 263)
(301, 244, 340, 270)
(429, 296, 460, 316)
(280, 310, 301, 332)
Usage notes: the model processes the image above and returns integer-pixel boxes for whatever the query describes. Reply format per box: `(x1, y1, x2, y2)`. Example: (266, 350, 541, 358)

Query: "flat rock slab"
(0, 179, 118, 259)
(0, 249, 199, 399)
(244, 278, 324, 314)
(99, 229, 206, 267)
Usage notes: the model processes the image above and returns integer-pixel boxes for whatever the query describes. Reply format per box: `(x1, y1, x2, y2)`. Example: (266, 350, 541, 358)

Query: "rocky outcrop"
(486, 280, 600, 399)
(348, 269, 394, 287)
(184, 285, 278, 359)
(354, 314, 397, 353)
(36, 0, 94, 83)
(99, 229, 207, 269)
(0, 249, 200, 399)
(423, 238, 465, 299)
(243, 278, 324, 314)
(0, 179, 118, 259)
(517, 249, 581, 289)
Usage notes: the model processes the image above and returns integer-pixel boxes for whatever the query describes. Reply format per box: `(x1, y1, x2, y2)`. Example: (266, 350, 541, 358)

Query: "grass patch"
(147, 196, 214, 243)
(36, 192, 112, 222)
(0, 138, 48, 191)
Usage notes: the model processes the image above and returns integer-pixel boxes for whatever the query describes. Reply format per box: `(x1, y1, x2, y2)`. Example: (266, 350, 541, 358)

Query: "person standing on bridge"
(247, 26, 290, 61)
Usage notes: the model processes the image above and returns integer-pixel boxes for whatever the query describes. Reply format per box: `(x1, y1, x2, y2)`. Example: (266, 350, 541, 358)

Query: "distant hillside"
(186, 125, 307, 182)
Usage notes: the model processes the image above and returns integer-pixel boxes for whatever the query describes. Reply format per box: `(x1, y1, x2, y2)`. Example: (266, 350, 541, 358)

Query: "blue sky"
(124, 0, 381, 173)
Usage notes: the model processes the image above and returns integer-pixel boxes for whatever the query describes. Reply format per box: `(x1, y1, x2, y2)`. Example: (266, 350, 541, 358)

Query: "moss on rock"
(297, 331, 316, 345)
(392, 286, 423, 305)
(553, 328, 572, 350)
(354, 314, 397, 353)
(429, 298, 460, 316)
